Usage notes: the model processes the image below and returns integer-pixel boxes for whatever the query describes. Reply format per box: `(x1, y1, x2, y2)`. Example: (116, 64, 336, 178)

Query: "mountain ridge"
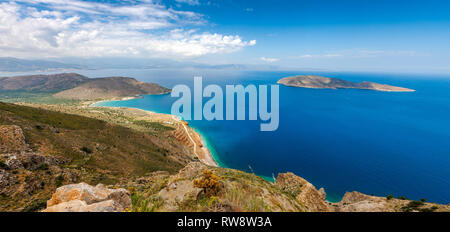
(0, 73, 89, 92)
(0, 57, 83, 72)
(0, 73, 171, 100)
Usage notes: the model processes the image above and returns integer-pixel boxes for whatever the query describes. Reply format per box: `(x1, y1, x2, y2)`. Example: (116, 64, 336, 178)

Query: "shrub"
(397, 196, 408, 200)
(194, 169, 221, 197)
(386, 195, 394, 200)
(0, 161, 7, 169)
(37, 163, 49, 170)
(401, 200, 426, 212)
(408, 200, 425, 208)
(420, 198, 427, 202)
(21, 199, 48, 212)
(419, 206, 438, 213)
(55, 175, 64, 187)
(80, 146, 93, 154)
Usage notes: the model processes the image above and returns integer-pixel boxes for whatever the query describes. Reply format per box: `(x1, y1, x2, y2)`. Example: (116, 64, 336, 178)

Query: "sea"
(8, 68, 450, 203)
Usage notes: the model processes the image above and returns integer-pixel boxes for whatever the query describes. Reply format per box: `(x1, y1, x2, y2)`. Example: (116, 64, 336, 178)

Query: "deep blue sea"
(87, 69, 450, 203)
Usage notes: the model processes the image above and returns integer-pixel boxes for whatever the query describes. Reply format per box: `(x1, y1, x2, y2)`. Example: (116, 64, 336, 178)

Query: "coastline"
(90, 98, 218, 167)
(89, 96, 140, 107)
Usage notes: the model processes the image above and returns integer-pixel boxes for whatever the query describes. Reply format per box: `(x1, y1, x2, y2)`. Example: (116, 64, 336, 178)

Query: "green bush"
(419, 206, 438, 213)
(21, 199, 48, 212)
(55, 175, 64, 187)
(80, 146, 93, 154)
(408, 201, 425, 208)
(0, 161, 7, 169)
(386, 195, 394, 200)
(37, 163, 49, 170)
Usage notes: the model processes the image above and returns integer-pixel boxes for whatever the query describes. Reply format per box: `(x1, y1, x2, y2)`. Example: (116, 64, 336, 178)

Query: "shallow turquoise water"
(93, 70, 450, 203)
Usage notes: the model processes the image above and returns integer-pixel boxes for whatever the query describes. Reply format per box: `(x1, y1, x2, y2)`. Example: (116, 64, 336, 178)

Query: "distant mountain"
(54, 76, 171, 100)
(0, 57, 83, 72)
(0, 73, 171, 100)
(0, 73, 89, 92)
(278, 75, 415, 92)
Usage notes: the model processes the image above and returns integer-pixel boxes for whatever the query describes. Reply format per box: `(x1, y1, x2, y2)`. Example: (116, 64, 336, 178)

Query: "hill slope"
(54, 77, 171, 100)
(0, 102, 189, 211)
(278, 75, 415, 92)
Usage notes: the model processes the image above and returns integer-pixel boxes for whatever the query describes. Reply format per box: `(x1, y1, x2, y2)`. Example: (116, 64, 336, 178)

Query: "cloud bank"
(260, 57, 279, 63)
(0, 0, 256, 59)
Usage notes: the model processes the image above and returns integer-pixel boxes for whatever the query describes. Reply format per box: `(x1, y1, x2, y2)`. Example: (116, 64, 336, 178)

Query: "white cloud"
(175, 0, 200, 6)
(298, 54, 342, 58)
(260, 57, 279, 63)
(355, 50, 419, 58)
(0, 0, 255, 59)
(297, 50, 420, 59)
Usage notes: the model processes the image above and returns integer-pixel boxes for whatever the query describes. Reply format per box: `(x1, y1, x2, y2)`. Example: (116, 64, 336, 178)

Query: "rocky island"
(278, 75, 415, 92)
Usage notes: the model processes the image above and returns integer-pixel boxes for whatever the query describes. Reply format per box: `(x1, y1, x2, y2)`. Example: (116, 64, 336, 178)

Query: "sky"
(1, 0, 450, 73)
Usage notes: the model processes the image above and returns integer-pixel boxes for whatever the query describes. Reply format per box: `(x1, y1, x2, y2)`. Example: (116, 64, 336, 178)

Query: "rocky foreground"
(40, 162, 450, 212)
(278, 75, 415, 92)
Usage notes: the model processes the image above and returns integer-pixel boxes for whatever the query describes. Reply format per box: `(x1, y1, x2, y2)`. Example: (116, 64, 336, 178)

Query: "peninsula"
(278, 75, 415, 92)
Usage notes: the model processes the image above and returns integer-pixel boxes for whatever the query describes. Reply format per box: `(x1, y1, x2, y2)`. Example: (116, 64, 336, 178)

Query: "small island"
(277, 75, 415, 92)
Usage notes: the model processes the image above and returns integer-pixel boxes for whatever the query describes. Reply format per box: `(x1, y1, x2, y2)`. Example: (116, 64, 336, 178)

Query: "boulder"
(43, 200, 119, 212)
(1, 152, 62, 170)
(5, 155, 24, 169)
(44, 183, 131, 212)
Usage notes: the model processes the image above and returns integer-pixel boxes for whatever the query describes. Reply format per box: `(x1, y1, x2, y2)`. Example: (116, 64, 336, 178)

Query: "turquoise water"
(93, 70, 450, 203)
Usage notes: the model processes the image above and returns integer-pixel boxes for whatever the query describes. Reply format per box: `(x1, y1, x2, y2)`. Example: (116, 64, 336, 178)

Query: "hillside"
(0, 102, 192, 211)
(0, 73, 171, 103)
(0, 73, 88, 92)
(278, 75, 415, 92)
(54, 77, 171, 100)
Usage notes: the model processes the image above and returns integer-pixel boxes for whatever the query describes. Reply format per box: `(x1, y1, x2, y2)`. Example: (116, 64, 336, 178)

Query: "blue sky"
(1, 0, 450, 73)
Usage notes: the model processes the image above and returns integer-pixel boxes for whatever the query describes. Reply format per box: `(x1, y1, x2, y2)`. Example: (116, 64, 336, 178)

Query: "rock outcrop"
(43, 183, 131, 212)
(275, 172, 330, 212)
(132, 162, 305, 212)
(0, 125, 28, 153)
(332, 191, 450, 212)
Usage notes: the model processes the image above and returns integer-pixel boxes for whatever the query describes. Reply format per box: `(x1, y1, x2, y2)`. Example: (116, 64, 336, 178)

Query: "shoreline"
(88, 96, 140, 107)
(90, 98, 218, 167)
